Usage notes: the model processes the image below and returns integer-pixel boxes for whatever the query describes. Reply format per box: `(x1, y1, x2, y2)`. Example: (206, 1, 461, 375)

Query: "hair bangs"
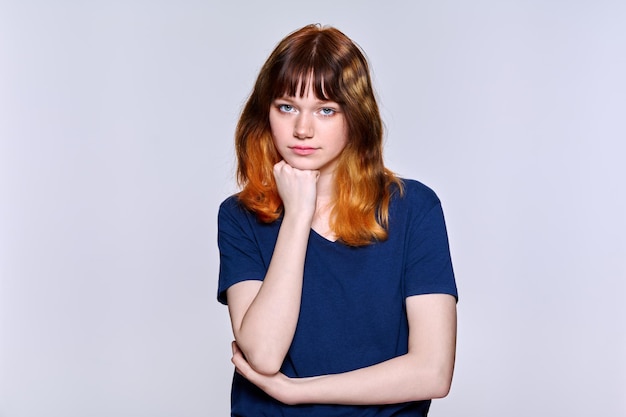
(271, 52, 341, 103)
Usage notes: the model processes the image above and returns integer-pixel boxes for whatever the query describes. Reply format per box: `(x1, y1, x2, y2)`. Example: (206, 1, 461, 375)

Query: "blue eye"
(320, 108, 336, 116)
(278, 104, 294, 113)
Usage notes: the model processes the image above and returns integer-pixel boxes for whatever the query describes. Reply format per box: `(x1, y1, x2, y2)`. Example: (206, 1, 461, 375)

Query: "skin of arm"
(231, 293, 457, 405)
(226, 161, 318, 376)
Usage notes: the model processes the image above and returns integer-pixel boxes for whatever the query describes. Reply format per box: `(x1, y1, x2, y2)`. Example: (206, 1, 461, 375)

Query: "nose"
(293, 114, 313, 139)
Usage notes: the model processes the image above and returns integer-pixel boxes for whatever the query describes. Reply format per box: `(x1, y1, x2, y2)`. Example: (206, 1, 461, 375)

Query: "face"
(269, 84, 348, 177)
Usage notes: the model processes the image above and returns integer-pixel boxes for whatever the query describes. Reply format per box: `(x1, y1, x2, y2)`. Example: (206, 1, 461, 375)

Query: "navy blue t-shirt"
(217, 179, 457, 416)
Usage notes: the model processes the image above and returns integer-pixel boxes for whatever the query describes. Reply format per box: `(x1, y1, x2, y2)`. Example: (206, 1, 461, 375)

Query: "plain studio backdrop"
(1, 1, 624, 416)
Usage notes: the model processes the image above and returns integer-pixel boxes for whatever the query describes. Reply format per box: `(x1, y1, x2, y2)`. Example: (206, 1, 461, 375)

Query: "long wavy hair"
(235, 24, 403, 246)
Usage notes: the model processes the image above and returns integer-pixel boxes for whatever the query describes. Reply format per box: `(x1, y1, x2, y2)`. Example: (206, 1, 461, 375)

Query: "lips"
(290, 146, 317, 156)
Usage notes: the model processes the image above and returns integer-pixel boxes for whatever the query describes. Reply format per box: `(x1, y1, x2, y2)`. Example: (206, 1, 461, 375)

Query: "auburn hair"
(235, 24, 403, 246)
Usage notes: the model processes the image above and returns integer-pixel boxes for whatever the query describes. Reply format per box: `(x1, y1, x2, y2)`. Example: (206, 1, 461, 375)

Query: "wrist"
(281, 211, 314, 229)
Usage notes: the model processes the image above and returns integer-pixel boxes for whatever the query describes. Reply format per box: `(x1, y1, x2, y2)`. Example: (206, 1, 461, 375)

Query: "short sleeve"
(404, 199, 458, 300)
(217, 197, 267, 305)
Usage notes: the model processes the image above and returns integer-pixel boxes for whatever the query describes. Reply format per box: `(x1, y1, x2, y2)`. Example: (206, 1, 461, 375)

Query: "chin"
(282, 159, 318, 171)
(293, 164, 319, 172)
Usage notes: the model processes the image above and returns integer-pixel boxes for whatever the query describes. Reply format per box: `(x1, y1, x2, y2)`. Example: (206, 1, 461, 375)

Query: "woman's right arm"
(226, 161, 318, 376)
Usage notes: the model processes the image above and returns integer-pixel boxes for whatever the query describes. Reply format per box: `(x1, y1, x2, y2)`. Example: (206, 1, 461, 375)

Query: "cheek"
(333, 117, 348, 143)
(334, 123, 349, 150)
(269, 119, 290, 142)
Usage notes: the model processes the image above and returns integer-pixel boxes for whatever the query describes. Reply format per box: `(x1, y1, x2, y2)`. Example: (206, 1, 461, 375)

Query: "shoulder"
(394, 178, 441, 208)
(218, 194, 281, 238)
(218, 194, 253, 227)
(219, 194, 252, 216)
(219, 194, 242, 211)
(388, 178, 446, 230)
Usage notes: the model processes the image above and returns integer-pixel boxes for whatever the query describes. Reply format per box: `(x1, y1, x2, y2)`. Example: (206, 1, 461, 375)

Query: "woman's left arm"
(231, 293, 457, 405)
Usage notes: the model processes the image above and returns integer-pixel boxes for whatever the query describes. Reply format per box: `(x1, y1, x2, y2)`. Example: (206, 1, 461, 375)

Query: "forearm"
(234, 212, 311, 374)
(292, 352, 453, 405)
(231, 294, 457, 405)
(289, 295, 457, 404)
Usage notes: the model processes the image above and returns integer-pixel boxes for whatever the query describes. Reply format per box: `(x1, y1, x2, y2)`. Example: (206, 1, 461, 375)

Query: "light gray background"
(1, 1, 624, 416)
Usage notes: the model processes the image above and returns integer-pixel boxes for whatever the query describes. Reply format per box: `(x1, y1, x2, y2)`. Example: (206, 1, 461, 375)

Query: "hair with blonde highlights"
(235, 24, 403, 246)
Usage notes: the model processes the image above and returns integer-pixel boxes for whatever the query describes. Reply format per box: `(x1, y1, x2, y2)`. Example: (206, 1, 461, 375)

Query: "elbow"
(429, 377, 452, 399)
(246, 355, 283, 376)
(237, 343, 285, 376)
(427, 367, 454, 399)
(407, 361, 454, 400)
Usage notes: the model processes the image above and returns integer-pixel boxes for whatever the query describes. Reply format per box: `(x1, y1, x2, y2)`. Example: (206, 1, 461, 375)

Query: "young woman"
(217, 24, 458, 416)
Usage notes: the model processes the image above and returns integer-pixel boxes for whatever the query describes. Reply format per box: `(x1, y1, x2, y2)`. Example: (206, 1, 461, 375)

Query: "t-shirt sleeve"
(404, 198, 458, 300)
(217, 198, 267, 305)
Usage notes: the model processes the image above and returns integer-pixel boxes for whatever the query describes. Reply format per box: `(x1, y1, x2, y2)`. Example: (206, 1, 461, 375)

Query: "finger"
(231, 350, 251, 378)
(231, 357, 244, 376)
